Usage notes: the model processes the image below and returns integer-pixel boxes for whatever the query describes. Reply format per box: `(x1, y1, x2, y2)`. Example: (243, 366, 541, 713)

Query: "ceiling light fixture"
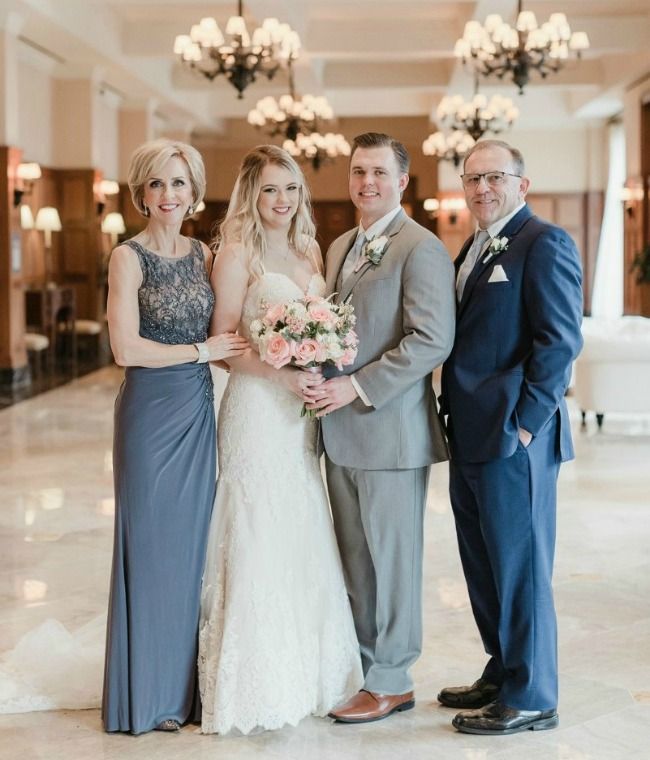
(454, 0, 589, 94)
(174, 1, 300, 98)
(247, 61, 334, 141)
(422, 131, 475, 167)
(283, 132, 351, 172)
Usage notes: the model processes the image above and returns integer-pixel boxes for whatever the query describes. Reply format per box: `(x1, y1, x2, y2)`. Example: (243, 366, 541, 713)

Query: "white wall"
(93, 88, 120, 179)
(17, 43, 54, 165)
(438, 124, 608, 194)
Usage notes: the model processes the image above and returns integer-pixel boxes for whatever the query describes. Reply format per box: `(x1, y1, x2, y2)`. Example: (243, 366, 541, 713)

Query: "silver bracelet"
(194, 342, 210, 364)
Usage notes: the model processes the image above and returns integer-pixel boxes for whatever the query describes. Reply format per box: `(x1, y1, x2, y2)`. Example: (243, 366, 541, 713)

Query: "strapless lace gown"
(198, 272, 363, 735)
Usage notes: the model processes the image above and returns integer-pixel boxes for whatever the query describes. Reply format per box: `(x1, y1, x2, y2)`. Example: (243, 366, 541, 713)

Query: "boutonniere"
(482, 235, 509, 265)
(354, 235, 390, 272)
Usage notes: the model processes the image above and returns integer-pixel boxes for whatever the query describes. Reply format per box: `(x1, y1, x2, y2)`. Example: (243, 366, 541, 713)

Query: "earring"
(188, 205, 194, 215)
(143, 205, 150, 217)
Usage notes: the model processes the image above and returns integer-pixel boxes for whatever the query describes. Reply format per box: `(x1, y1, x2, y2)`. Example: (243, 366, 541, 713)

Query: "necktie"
(341, 233, 366, 283)
(456, 229, 490, 301)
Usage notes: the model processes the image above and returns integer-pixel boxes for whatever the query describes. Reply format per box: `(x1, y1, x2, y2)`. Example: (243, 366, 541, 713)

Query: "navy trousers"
(449, 418, 561, 711)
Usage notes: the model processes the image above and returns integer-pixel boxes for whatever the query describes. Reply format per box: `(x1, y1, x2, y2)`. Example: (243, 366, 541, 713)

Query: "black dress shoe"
(437, 678, 500, 709)
(452, 700, 559, 735)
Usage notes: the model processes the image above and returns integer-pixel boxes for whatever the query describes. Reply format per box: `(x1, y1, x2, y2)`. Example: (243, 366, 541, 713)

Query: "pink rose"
(293, 338, 322, 366)
(264, 302, 286, 326)
(261, 333, 293, 369)
(336, 346, 358, 370)
(308, 302, 335, 324)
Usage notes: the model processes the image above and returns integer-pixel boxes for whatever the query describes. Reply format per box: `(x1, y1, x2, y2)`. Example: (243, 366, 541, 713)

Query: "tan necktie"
(456, 229, 490, 301)
(340, 233, 366, 283)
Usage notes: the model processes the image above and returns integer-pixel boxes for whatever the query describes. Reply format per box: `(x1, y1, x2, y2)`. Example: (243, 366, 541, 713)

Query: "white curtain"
(591, 122, 625, 318)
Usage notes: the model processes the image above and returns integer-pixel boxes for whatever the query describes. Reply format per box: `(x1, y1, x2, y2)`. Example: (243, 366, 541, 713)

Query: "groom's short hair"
(351, 132, 410, 175)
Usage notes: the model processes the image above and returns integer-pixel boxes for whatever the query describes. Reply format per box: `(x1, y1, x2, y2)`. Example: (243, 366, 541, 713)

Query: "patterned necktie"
(340, 233, 366, 283)
(456, 229, 490, 302)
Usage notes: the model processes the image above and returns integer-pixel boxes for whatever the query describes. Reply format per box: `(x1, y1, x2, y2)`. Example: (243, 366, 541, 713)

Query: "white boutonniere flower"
(354, 234, 390, 272)
(482, 235, 509, 264)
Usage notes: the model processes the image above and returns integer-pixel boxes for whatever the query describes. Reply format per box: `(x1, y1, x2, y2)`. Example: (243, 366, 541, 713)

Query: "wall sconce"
(35, 206, 62, 285)
(13, 162, 42, 206)
(96, 179, 120, 214)
(621, 186, 644, 218)
(423, 198, 440, 219)
(20, 205, 35, 230)
(441, 197, 466, 225)
(101, 211, 126, 247)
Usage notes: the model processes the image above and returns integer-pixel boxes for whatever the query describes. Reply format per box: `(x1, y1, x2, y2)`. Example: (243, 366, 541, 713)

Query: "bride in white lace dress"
(198, 146, 362, 735)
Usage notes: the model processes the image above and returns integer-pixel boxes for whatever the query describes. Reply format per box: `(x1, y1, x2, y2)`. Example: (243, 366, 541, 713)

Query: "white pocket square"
(487, 264, 509, 283)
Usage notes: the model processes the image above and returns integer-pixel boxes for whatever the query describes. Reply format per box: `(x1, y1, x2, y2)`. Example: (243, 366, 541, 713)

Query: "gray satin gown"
(102, 238, 216, 734)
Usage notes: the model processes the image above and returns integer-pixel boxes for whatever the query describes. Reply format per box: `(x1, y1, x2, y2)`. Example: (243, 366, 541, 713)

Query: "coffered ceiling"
(7, 0, 650, 141)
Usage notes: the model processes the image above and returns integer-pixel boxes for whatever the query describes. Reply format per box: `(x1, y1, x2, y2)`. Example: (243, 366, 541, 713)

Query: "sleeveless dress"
(102, 238, 216, 734)
(198, 271, 363, 735)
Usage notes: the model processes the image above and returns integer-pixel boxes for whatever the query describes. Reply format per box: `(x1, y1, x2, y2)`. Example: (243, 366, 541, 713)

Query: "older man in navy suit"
(439, 140, 583, 735)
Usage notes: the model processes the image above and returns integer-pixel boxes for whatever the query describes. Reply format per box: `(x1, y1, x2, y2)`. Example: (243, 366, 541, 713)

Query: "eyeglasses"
(460, 171, 522, 189)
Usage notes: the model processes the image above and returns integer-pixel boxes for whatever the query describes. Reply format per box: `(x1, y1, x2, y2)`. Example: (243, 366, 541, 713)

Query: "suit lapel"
(458, 205, 534, 316)
(337, 209, 408, 303)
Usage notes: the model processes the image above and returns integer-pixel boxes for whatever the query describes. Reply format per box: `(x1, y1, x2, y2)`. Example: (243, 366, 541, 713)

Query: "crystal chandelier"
(422, 131, 475, 168)
(283, 132, 351, 171)
(247, 62, 334, 141)
(454, 0, 590, 93)
(436, 77, 519, 141)
(173, 1, 300, 98)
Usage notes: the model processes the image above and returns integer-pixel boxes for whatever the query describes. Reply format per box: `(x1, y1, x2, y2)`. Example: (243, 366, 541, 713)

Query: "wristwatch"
(194, 342, 210, 363)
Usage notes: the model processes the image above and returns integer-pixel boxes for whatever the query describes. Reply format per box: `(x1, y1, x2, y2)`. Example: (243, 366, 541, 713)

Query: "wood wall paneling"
(0, 146, 28, 380)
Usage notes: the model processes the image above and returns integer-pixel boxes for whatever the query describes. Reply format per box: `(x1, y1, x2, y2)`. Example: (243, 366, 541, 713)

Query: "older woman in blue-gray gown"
(102, 139, 248, 735)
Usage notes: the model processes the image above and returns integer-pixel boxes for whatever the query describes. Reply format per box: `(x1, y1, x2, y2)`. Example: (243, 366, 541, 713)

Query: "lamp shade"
(35, 207, 62, 232)
(20, 205, 35, 230)
(99, 179, 120, 196)
(101, 212, 126, 235)
(17, 162, 42, 181)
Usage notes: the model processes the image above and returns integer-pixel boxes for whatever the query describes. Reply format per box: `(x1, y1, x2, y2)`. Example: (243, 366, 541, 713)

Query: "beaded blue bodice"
(126, 238, 215, 345)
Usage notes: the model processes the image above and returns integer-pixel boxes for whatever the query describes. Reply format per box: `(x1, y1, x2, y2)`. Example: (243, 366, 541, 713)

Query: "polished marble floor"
(0, 366, 649, 759)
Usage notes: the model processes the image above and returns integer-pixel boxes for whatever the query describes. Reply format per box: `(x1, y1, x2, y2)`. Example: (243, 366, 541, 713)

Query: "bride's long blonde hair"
(215, 145, 316, 278)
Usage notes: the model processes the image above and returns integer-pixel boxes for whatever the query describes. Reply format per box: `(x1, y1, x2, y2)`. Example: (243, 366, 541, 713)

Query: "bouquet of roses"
(249, 295, 359, 415)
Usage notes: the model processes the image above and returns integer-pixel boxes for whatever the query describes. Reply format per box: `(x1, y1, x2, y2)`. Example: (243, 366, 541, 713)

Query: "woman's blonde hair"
(215, 145, 315, 277)
(127, 139, 206, 218)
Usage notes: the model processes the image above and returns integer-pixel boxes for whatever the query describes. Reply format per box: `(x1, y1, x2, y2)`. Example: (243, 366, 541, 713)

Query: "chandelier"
(283, 132, 351, 171)
(173, 1, 300, 98)
(422, 131, 475, 168)
(454, 0, 590, 93)
(247, 62, 334, 141)
(436, 77, 519, 141)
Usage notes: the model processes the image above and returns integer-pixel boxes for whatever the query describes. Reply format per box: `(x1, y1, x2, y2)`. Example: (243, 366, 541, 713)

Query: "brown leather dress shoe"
(329, 689, 415, 724)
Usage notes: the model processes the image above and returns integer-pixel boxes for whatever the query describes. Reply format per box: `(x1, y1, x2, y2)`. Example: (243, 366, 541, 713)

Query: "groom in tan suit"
(307, 132, 455, 723)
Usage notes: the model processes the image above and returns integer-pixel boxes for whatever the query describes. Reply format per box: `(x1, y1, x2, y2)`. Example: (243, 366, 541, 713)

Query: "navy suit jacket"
(441, 204, 583, 464)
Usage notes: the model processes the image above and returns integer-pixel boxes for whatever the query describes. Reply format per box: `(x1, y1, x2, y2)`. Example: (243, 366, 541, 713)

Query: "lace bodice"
(126, 238, 214, 345)
(239, 271, 326, 340)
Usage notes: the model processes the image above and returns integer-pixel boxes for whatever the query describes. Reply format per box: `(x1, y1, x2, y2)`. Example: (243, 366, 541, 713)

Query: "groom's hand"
(306, 376, 358, 417)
